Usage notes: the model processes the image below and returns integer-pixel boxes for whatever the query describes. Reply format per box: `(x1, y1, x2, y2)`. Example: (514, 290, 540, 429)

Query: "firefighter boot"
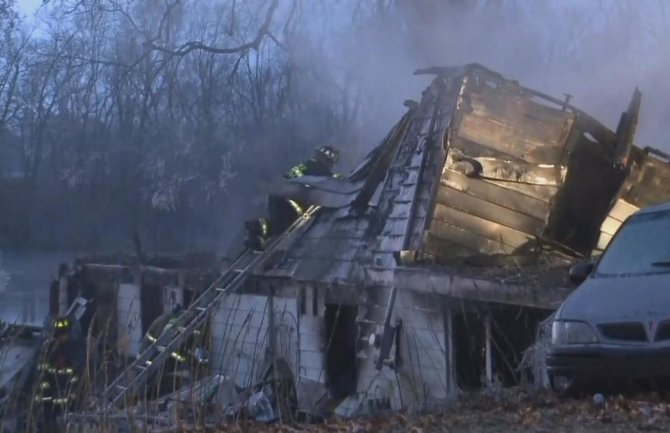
(244, 219, 267, 251)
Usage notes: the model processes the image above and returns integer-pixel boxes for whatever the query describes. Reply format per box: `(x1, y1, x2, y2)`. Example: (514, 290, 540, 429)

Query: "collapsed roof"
(256, 64, 670, 307)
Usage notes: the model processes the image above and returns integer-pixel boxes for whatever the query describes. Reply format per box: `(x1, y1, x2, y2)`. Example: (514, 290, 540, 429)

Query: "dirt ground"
(182, 390, 670, 433)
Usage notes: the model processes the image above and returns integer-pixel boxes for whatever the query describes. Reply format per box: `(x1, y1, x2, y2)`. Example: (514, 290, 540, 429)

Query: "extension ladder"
(98, 206, 319, 410)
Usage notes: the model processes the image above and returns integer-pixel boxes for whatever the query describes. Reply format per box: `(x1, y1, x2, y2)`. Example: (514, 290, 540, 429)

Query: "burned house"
(41, 64, 670, 429)
(208, 64, 670, 417)
(46, 253, 219, 350)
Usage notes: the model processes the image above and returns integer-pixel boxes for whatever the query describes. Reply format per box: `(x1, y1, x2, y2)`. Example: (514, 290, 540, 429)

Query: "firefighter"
(143, 304, 182, 350)
(35, 316, 83, 431)
(141, 304, 198, 365)
(140, 304, 208, 397)
(244, 145, 340, 250)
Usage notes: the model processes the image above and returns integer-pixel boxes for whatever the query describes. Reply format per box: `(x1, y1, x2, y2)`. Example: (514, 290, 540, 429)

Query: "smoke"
(218, 0, 670, 253)
(292, 0, 670, 153)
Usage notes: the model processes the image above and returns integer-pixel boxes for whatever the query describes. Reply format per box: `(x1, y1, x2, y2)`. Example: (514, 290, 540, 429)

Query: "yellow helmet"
(315, 146, 339, 164)
(53, 317, 71, 336)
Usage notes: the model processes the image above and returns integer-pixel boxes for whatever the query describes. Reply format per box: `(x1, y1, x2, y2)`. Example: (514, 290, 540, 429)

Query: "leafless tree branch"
(146, 0, 281, 58)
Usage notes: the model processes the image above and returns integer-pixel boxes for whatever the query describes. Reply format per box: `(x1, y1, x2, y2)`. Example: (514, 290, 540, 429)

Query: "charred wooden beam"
(614, 88, 642, 166)
(365, 265, 573, 310)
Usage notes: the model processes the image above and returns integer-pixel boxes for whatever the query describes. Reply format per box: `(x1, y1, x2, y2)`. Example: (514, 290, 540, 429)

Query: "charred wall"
(419, 65, 665, 261)
(424, 66, 577, 261)
(544, 132, 627, 254)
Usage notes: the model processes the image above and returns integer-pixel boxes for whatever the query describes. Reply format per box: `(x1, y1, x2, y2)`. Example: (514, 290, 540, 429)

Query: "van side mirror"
(569, 262, 594, 285)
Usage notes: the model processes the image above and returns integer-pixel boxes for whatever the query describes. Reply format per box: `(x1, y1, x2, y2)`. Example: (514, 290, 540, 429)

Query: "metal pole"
(485, 313, 493, 385)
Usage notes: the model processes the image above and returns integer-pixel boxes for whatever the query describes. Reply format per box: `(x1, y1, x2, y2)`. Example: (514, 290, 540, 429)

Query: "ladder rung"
(116, 384, 127, 390)
(196, 306, 207, 312)
(177, 326, 186, 332)
(156, 346, 166, 352)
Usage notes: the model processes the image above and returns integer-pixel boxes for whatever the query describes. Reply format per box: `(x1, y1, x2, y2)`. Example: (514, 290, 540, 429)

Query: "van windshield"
(595, 209, 670, 276)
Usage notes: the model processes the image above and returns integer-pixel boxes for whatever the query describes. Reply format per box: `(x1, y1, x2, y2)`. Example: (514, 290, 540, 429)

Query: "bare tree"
(7, 0, 665, 251)
(0, 0, 21, 138)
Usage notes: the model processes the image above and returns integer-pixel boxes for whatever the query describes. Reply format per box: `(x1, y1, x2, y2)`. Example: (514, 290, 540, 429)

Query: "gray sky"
(16, 0, 40, 16)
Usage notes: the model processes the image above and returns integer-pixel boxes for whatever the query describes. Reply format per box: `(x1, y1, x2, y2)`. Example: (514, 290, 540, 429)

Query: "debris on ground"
(175, 391, 670, 433)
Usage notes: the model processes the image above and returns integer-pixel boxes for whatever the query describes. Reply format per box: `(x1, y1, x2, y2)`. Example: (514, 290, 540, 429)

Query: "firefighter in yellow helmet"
(34, 316, 83, 432)
(244, 146, 340, 251)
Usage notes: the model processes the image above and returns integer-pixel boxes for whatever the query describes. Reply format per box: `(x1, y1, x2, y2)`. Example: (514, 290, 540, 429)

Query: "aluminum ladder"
(98, 206, 320, 410)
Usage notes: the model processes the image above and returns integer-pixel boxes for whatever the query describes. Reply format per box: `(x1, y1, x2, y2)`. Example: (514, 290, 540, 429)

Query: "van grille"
(598, 323, 647, 342)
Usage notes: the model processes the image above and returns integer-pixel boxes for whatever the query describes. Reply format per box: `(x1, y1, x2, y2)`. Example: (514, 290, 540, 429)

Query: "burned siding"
(371, 72, 456, 268)
(595, 147, 670, 252)
(425, 67, 575, 260)
(296, 298, 326, 411)
(421, 65, 643, 261)
(211, 294, 299, 392)
(623, 147, 670, 206)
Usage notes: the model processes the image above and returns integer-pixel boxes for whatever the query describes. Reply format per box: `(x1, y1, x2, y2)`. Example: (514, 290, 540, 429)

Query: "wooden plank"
(625, 158, 670, 207)
(441, 168, 552, 219)
(430, 204, 532, 248)
(422, 232, 477, 259)
(596, 232, 613, 251)
(427, 219, 516, 255)
(389, 266, 572, 310)
(302, 225, 368, 241)
(299, 351, 324, 369)
(473, 80, 572, 129)
(405, 329, 447, 369)
(434, 186, 546, 236)
(600, 215, 624, 237)
(211, 310, 268, 328)
(298, 367, 325, 382)
(299, 332, 322, 352)
(468, 83, 572, 141)
(235, 327, 271, 343)
(227, 343, 267, 362)
(613, 88, 641, 165)
(445, 152, 565, 187)
(456, 84, 574, 165)
(450, 136, 520, 160)
(458, 113, 564, 164)
(396, 311, 443, 330)
(485, 314, 492, 384)
(408, 349, 448, 371)
(389, 204, 411, 219)
(608, 199, 639, 222)
(399, 312, 444, 336)
(225, 294, 269, 311)
(376, 235, 405, 251)
(287, 238, 361, 261)
(230, 339, 270, 356)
